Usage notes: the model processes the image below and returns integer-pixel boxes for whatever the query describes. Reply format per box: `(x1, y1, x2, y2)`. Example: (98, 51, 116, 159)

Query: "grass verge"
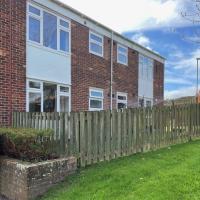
(39, 140, 200, 200)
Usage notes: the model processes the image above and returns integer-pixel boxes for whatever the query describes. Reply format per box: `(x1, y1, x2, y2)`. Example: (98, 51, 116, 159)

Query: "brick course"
(0, 0, 26, 126)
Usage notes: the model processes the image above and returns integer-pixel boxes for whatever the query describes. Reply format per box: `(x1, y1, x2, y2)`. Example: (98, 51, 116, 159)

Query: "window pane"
(29, 93, 41, 112)
(60, 19, 69, 28)
(29, 5, 40, 16)
(90, 42, 102, 55)
(118, 46, 127, 54)
(90, 33, 102, 43)
(139, 99, 144, 107)
(29, 81, 40, 89)
(91, 90, 103, 98)
(29, 17, 40, 43)
(118, 103, 126, 109)
(43, 83, 57, 112)
(90, 99, 102, 109)
(43, 12, 57, 50)
(146, 100, 152, 107)
(60, 30, 69, 52)
(118, 54, 127, 64)
(60, 86, 69, 93)
(118, 95, 126, 100)
(60, 96, 69, 112)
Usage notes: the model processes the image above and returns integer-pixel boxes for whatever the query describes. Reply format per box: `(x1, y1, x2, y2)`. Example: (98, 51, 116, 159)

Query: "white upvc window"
(117, 44, 128, 65)
(27, 79, 71, 112)
(57, 85, 71, 112)
(59, 19, 70, 53)
(89, 31, 104, 57)
(117, 92, 128, 109)
(27, 3, 71, 54)
(89, 88, 104, 111)
(27, 80, 43, 112)
(139, 54, 153, 81)
(28, 4, 42, 44)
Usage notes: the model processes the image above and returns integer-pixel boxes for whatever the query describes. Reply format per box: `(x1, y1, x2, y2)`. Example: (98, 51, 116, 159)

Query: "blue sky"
(61, 0, 200, 99)
(124, 26, 200, 99)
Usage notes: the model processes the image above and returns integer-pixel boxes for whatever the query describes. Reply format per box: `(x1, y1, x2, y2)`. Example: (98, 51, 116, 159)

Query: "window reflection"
(43, 83, 57, 112)
(29, 93, 41, 112)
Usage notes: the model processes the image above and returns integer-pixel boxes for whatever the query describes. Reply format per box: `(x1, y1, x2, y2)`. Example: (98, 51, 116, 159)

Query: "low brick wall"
(0, 156, 77, 200)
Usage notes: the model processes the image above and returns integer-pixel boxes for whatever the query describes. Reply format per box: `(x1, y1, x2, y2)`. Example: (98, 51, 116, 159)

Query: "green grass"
(39, 140, 200, 200)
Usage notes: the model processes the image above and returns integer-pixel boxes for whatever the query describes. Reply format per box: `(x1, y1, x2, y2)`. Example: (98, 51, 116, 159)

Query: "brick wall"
(71, 21, 111, 111)
(0, 157, 77, 200)
(154, 60, 164, 105)
(0, 0, 26, 126)
(71, 20, 139, 111)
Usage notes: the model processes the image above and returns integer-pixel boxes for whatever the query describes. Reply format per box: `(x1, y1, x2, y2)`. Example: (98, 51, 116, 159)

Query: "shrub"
(0, 128, 58, 162)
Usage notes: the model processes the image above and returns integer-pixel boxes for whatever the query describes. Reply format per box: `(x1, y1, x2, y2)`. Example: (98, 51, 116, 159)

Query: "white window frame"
(89, 88, 104, 111)
(58, 18, 71, 53)
(89, 31, 104, 57)
(27, 3, 71, 55)
(26, 79, 71, 112)
(139, 54, 153, 81)
(57, 85, 71, 112)
(117, 44, 128, 66)
(27, 4, 42, 45)
(26, 79, 43, 112)
(116, 92, 128, 109)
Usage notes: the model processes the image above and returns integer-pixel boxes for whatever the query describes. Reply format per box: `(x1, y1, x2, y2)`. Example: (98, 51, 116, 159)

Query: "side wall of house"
(0, 0, 26, 126)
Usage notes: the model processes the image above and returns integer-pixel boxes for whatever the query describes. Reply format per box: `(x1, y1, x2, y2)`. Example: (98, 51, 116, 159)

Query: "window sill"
(89, 50, 104, 58)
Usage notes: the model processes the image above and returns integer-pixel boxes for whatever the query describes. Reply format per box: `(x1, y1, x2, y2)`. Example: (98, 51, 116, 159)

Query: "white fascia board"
(30, 0, 165, 64)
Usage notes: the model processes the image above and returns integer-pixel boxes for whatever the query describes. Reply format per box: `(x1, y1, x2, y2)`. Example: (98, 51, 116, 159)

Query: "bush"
(0, 128, 58, 162)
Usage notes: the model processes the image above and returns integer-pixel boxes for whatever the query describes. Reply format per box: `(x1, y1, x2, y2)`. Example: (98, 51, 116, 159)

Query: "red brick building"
(0, 0, 164, 126)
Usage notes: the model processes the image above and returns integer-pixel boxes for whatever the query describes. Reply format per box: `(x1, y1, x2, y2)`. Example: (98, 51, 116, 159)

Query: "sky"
(60, 0, 200, 100)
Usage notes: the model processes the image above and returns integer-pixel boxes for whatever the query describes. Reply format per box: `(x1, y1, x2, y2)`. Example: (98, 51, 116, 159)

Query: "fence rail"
(12, 104, 200, 167)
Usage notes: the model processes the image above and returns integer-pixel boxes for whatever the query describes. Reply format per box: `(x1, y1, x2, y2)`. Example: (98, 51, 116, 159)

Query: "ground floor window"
(27, 79, 71, 112)
(89, 88, 104, 111)
(117, 92, 128, 109)
(138, 97, 153, 108)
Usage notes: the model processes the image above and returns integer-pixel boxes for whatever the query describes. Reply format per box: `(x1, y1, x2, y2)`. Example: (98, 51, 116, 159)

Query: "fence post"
(189, 104, 192, 142)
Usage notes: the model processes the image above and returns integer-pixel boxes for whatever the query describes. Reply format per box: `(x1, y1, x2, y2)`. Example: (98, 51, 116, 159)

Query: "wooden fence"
(12, 104, 200, 167)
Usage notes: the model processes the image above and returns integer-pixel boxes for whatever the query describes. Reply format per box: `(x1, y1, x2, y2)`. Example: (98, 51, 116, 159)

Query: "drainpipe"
(110, 31, 114, 110)
(9, 0, 13, 126)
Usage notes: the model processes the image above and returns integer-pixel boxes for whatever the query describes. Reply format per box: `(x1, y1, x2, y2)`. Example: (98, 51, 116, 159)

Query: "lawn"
(39, 140, 200, 200)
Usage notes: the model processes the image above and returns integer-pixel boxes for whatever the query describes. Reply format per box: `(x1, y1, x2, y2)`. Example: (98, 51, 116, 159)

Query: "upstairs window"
(117, 92, 128, 109)
(28, 5, 41, 43)
(117, 45, 128, 65)
(139, 54, 153, 81)
(59, 19, 70, 52)
(28, 3, 70, 54)
(89, 31, 104, 57)
(43, 12, 57, 50)
(89, 88, 104, 111)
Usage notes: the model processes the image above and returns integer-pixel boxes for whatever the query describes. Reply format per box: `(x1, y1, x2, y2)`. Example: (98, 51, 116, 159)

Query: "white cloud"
(132, 33, 151, 47)
(165, 77, 193, 85)
(59, 0, 187, 33)
(165, 86, 197, 99)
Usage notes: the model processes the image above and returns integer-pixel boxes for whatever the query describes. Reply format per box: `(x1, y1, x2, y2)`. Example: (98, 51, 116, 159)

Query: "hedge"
(0, 128, 58, 162)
